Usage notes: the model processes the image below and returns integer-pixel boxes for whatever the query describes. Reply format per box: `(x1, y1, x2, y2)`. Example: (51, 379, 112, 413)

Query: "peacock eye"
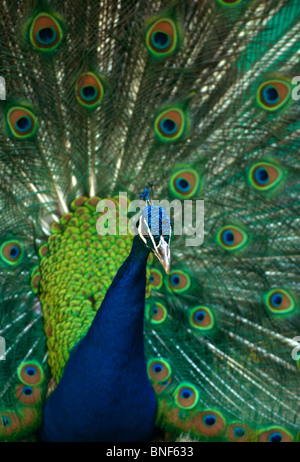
(16, 116, 32, 132)
(146, 18, 179, 58)
(151, 31, 171, 50)
(263, 86, 279, 104)
(10, 245, 20, 258)
(271, 293, 283, 307)
(171, 275, 179, 285)
(269, 432, 282, 443)
(153, 364, 163, 373)
(264, 289, 295, 314)
(146, 302, 167, 324)
(258, 427, 293, 443)
(190, 307, 215, 331)
(248, 162, 283, 191)
(147, 359, 171, 382)
(225, 422, 249, 441)
(0, 240, 24, 266)
(30, 13, 63, 51)
(2, 416, 10, 427)
(180, 389, 192, 399)
(233, 426, 246, 438)
(217, 225, 248, 251)
(222, 230, 234, 245)
(16, 384, 41, 405)
(25, 367, 36, 377)
(167, 270, 191, 293)
(194, 410, 226, 437)
(81, 86, 97, 101)
(22, 386, 33, 396)
(149, 269, 163, 290)
(76, 73, 104, 108)
(257, 79, 291, 111)
(177, 178, 189, 191)
(170, 168, 200, 198)
(37, 27, 57, 45)
(204, 414, 217, 426)
(17, 361, 44, 386)
(154, 107, 186, 142)
(255, 167, 269, 184)
(6, 107, 37, 139)
(160, 379, 169, 386)
(160, 118, 177, 134)
(195, 310, 205, 321)
(174, 383, 199, 409)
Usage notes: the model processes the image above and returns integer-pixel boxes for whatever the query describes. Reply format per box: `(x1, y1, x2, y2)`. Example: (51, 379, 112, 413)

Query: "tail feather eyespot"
(193, 410, 226, 437)
(147, 358, 171, 382)
(257, 79, 291, 111)
(149, 269, 163, 290)
(17, 361, 44, 386)
(174, 382, 199, 409)
(6, 107, 37, 139)
(146, 18, 179, 58)
(170, 168, 200, 198)
(30, 13, 63, 51)
(190, 306, 215, 331)
(0, 411, 21, 437)
(258, 427, 293, 443)
(154, 107, 187, 143)
(248, 162, 284, 191)
(15, 385, 41, 405)
(0, 240, 24, 266)
(76, 73, 104, 108)
(226, 422, 251, 442)
(217, 225, 248, 251)
(167, 270, 191, 293)
(146, 302, 167, 324)
(264, 289, 295, 315)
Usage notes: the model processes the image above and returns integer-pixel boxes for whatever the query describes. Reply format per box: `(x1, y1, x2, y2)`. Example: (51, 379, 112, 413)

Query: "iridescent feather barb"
(0, 0, 300, 442)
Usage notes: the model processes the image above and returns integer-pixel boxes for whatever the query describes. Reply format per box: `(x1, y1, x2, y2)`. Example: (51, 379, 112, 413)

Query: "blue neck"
(39, 236, 157, 442)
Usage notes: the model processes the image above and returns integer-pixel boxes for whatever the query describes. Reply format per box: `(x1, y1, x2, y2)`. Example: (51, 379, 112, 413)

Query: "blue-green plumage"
(39, 236, 156, 442)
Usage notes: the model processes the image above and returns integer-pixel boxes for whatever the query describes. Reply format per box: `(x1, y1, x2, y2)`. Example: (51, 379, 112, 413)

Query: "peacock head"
(137, 205, 172, 274)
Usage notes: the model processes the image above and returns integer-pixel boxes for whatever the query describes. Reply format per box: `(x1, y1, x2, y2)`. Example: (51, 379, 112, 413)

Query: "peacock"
(0, 0, 299, 443)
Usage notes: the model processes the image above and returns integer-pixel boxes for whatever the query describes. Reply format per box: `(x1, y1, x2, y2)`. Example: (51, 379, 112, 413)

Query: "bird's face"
(137, 205, 172, 274)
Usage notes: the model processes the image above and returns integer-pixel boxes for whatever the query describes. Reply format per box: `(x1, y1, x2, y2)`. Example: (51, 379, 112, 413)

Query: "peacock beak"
(153, 235, 171, 274)
(137, 205, 172, 274)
